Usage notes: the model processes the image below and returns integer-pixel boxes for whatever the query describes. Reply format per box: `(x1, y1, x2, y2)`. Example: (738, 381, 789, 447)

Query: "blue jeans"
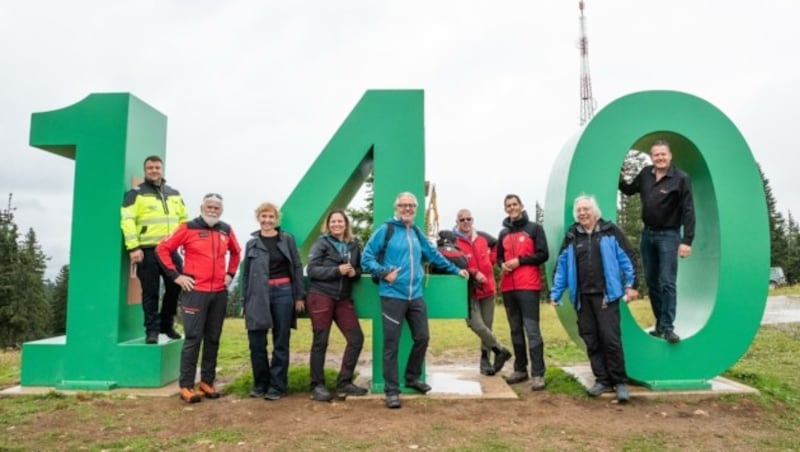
(247, 283, 294, 394)
(640, 228, 680, 332)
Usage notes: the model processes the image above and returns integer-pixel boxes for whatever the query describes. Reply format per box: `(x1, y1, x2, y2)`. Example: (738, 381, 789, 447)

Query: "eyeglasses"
(458, 217, 473, 223)
(396, 203, 417, 209)
(204, 192, 223, 201)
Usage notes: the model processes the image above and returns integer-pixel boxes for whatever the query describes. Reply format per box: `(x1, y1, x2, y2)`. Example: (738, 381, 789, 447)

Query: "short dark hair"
(504, 194, 522, 206)
(143, 155, 163, 166)
(651, 139, 671, 151)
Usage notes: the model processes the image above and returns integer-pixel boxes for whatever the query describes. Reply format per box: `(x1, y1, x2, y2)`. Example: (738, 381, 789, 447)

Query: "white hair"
(394, 191, 418, 206)
(573, 194, 602, 222)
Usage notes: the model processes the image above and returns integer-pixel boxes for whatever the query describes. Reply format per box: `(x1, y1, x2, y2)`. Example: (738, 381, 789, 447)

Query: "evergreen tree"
(347, 172, 375, 246)
(227, 280, 242, 318)
(617, 151, 649, 294)
(534, 201, 548, 300)
(785, 212, 800, 284)
(534, 201, 544, 224)
(14, 228, 52, 343)
(0, 196, 20, 347)
(51, 264, 69, 335)
(0, 195, 52, 347)
(760, 165, 789, 270)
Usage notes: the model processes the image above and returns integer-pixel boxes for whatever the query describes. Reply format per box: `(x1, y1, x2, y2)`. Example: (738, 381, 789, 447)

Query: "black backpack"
(430, 230, 468, 273)
(370, 222, 427, 284)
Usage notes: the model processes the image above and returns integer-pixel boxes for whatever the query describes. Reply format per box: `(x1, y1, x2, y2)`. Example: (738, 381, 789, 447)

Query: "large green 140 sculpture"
(544, 91, 769, 389)
(21, 89, 765, 391)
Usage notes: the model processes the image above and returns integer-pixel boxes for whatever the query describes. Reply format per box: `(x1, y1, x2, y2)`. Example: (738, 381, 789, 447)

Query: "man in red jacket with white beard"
(157, 193, 241, 403)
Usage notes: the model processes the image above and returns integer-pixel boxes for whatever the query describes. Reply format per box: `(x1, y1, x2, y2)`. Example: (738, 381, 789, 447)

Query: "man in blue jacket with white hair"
(362, 191, 469, 409)
(550, 195, 638, 402)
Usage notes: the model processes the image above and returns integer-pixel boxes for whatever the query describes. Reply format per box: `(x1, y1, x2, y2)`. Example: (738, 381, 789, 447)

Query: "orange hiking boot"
(180, 387, 201, 404)
(198, 382, 220, 399)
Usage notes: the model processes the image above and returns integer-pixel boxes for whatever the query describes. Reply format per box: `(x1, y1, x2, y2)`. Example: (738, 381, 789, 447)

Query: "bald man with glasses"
(452, 209, 512, 377)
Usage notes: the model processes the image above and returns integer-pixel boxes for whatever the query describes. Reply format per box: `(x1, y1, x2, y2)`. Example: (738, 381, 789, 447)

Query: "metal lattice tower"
(578, 0, 597, 126)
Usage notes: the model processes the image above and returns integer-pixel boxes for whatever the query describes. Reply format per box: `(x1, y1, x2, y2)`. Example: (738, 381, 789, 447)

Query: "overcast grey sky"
(1, 1, 797, 278)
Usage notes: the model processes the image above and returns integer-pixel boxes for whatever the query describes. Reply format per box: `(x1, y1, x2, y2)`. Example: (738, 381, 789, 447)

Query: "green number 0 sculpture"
(544, 90, 770, 389)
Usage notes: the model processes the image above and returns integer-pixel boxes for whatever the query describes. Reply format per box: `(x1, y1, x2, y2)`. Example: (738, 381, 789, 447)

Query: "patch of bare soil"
(3, 359, 782, 451)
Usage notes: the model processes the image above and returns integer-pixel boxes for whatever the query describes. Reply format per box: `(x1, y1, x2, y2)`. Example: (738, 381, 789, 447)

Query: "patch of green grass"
(0, 349, 20, 388)
(285, 435, 377, 451)
(451, 433, 524, 452)
(544, 367, 586, 397)
(90, 428, 246, 451)
(724, 323, 800, 430)
(620, 432, 668, 451)
(0, 391, 72, 427)
(770, 284, 800, 296)
(224, 364, 340, 397)
(88, 437, 155, 451)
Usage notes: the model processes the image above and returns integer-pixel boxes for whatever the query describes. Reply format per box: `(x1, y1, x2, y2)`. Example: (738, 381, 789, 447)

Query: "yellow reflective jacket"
(120, 180, 188, 250)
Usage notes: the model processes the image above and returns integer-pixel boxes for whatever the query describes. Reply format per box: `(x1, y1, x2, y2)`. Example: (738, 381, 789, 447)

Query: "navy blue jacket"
(550, 220, 637, 310)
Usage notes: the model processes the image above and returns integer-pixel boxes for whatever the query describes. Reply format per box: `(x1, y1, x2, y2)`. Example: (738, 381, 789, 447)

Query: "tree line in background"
(0, 195, 68, 348)
(762, 167, 800, 284)
(2, 159, 798, 347)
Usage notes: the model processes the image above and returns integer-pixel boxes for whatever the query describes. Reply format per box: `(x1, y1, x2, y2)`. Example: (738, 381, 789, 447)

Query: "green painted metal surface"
(281, 90, 467, 393)
(21, 93, 181, 389)
(544, 90, 769, 390)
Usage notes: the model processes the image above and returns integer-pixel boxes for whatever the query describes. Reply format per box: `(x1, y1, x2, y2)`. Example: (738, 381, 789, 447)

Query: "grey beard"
(202, 215, 220, 227)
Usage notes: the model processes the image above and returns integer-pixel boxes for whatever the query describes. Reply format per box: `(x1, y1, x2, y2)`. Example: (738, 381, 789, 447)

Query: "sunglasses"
(458, 217, 473, 223)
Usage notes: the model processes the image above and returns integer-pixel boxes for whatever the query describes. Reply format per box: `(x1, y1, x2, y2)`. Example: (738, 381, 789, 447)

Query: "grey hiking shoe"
(663, 330, 681, 344)
(530, 376, 546, 391)
(615, 384, 630, 402)
(310, 385, 333, 402)
(503, 371, 529, 385)
(337, 382, 368, 399)
(587, 382, 612, 397)
(385, 394, 401, 409)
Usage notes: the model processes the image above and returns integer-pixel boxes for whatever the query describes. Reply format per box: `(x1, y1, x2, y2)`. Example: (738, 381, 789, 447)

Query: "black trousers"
(577, 293, 627, 386)
(137, 247, 182, 334)
(179, 290, 227, 388)
(381, 297, 429, 396)
(502, 290, 545, 377)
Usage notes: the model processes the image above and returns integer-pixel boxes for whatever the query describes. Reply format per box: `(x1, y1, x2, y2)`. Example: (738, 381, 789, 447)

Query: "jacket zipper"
(406, 227, 415, 300)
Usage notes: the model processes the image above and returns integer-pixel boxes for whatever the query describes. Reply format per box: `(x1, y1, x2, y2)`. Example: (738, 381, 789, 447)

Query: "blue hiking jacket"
(550, 219, 637, 310)
(362, 218, 462, 300)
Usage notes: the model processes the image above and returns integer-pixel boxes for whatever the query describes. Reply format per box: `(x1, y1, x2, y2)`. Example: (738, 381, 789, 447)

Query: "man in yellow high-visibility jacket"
(121, 155, 188, 344)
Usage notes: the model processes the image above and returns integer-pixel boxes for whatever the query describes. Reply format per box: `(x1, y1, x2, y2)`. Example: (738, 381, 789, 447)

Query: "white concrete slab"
(562, 364, 758, 399)
(761, 295, 800, 325)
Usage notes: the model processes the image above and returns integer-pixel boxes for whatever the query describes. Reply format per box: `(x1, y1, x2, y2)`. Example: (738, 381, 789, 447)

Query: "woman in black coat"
(305, 209, 368, 401)
(242, 202, 305, 401)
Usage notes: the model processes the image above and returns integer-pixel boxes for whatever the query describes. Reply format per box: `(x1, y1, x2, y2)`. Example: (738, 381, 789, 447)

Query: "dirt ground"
(3, 356, 789, 451)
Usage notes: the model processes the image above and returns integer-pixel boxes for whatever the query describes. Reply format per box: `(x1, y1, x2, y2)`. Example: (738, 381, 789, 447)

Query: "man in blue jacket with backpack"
(362, 192, 469, 409)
